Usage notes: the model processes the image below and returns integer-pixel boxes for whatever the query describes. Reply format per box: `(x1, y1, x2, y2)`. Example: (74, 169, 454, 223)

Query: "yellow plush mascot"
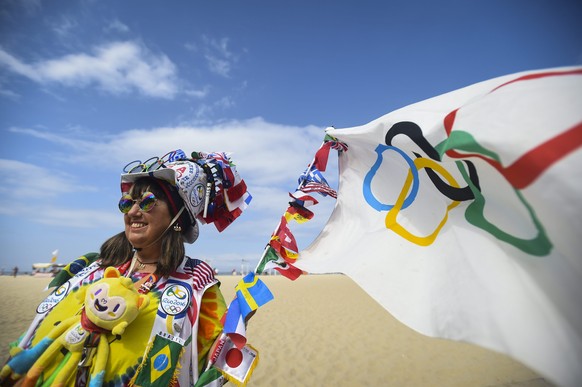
(0, 267, 149, 387)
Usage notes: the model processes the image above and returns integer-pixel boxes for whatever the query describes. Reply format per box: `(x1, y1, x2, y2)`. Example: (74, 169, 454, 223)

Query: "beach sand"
(0, 275, 552, 386)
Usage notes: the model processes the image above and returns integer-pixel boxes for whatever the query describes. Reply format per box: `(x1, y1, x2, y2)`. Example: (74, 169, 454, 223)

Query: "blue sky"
(1, 0, 580, 273)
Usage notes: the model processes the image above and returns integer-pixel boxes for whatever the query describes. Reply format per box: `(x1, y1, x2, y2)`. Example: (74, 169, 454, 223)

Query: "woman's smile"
(124, 198, 171, 250)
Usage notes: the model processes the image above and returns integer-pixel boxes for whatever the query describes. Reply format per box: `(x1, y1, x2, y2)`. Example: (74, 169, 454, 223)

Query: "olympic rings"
(122, 150, 187, 173)
(364, 118, 553, 255)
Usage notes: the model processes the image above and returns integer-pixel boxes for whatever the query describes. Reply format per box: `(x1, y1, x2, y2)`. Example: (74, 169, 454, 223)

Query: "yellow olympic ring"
(385, 158, 461, 246)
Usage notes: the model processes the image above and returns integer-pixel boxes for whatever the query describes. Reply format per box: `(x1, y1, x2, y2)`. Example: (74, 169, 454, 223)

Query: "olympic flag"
(296, 67, 582, 386)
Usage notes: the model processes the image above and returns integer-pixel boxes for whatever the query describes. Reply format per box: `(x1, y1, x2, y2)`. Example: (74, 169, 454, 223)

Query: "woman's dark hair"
(100, 177, 186, 277)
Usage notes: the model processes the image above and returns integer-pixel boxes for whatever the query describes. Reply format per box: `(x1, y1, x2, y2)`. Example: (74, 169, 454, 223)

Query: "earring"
(173, 223, 182, 232)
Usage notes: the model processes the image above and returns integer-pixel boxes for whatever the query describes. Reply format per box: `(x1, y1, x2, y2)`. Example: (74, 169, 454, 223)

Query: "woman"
(0, 150, 251, 386)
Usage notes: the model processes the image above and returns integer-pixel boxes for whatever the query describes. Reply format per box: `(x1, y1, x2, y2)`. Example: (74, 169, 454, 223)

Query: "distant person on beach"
(12, 266, 18, 278)
(1, 150, 251, 386)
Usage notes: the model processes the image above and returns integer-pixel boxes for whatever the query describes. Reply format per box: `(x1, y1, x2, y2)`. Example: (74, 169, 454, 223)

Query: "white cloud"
(0, 41, 180, 98)
(0, 49, 40, 81)
(0, 201, 119, 228)
(105, 19, 130, 34)
(36, 207, 120, 228)
(0, 159, 96, 198)
(51, 15, 78, 38)
(120, 119, 322, 184)
(193, 96, 235, 119)
(202, 36, 239, 78)
(9, 126, 104, 150)
(184, 42, 198, 53)
(205, 55, 231, 78)
(0, 87, 20, 100)
(184, 86, 209, 98)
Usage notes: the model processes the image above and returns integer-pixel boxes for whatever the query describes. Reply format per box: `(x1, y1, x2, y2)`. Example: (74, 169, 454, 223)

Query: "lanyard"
(118, 258, 159, 294)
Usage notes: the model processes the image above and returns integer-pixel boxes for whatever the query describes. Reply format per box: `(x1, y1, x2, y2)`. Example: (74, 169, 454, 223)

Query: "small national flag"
(194, 366, 225, 387)
(255, 245, 282, 275)
(324, 134, 348, 152)
(132, 334, 183, 386)
(298, 167, 329, 187)
(269, 236, 298, 261)
(212, 335, 259, 386)
(284, 205, 313, 224)
(313, 142, 333, 172)
(234, 273, 274, 320)
(47, 253, 100, 289)
(301, 181, 337, 198)
(272, 261, 303, 280)
(289, 191, 319, 207)
(223, 299, 247, 349)
(255, 246, 304, 280)
(269, 217, 299, 261)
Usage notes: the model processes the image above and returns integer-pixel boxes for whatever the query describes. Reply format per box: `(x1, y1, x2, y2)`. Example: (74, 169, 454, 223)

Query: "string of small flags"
(206, 132, 347, 384)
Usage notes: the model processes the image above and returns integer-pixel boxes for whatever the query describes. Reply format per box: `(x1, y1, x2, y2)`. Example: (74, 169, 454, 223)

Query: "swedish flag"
(235, 272, 274, 320)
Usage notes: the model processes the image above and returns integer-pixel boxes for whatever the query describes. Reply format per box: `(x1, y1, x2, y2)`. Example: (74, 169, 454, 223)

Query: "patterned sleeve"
(197, 283, 227, 370)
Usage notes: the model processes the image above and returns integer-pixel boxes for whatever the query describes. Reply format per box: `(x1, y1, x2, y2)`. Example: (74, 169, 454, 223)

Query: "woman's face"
(123, 188, 173, 251)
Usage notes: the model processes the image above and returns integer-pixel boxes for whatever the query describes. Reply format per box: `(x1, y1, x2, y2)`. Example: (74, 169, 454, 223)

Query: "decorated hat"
(120, 150, 252, 243)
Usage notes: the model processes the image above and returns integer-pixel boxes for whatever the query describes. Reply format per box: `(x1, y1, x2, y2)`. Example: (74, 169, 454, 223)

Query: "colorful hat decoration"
(120, 150, 252, 243)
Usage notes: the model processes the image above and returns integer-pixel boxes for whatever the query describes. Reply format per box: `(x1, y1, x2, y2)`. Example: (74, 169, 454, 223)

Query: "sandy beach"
(0, 275, 552, 386)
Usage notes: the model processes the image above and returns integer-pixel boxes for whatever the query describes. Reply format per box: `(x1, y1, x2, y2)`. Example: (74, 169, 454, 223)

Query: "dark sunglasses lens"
(118, 195, 134, 213)
(139, 192, 157, 212)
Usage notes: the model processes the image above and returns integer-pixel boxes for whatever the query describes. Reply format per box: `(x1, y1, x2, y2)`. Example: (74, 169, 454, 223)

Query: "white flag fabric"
(297, 67, 582, 386)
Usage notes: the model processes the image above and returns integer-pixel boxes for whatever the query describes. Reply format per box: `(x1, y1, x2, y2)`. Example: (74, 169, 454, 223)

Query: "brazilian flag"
(47, 253, 100, 288)
(133, 335, 183, 386)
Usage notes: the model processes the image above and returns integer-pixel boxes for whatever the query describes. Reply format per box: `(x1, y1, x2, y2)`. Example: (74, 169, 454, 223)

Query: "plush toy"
(0, 267, 149, 387)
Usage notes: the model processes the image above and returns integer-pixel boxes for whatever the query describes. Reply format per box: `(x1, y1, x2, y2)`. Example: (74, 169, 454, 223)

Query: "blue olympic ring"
(363, 144, 420, 211)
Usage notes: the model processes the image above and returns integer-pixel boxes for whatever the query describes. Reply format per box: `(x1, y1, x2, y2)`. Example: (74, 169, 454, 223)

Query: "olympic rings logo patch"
(161, 284, 190, 316)
(37, 282, 70, 314)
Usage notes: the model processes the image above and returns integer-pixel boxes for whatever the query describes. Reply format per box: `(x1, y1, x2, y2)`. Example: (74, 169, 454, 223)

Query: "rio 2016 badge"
(65, 323, 87, 345)
(36, 282, 71, 314)
(160, 283, 191, 317)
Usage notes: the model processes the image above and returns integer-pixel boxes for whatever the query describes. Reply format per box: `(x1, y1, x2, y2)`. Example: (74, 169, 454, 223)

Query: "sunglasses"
(118, 192, 158, 214)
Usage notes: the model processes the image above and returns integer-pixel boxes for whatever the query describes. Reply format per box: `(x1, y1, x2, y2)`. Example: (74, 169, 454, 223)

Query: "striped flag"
(300, 181, 337, 198)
